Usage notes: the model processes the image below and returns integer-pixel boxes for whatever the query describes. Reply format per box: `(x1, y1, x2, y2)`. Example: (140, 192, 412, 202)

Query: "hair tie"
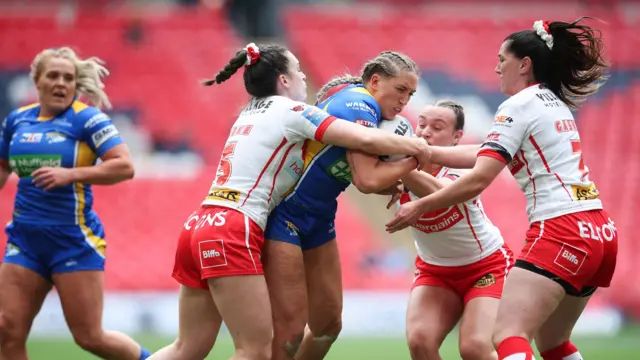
(244, 43, 260, 68)
(533, 20, 554, 50)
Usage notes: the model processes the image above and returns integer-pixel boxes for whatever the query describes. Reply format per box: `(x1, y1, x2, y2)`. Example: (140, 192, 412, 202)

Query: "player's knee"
(0, 311, 27, 345)
(72, 329, 106, 354)
(407, 328, 440, 359)
(173, 337, 212, 359)
(459, 334, 494, 360)
(309, 311, 342, 339)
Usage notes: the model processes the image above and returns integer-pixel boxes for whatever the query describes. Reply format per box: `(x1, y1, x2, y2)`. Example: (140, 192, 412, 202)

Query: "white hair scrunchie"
(245, 43, 261, 67)
(533, 20, 554, 50)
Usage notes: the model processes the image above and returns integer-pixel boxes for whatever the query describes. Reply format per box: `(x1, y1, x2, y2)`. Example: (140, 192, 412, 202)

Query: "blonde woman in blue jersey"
(263, 51, 420, 360)
(0, 47, 150, 360)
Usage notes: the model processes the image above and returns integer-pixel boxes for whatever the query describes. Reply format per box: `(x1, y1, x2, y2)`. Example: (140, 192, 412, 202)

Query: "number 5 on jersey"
(215, 141, 237, 186)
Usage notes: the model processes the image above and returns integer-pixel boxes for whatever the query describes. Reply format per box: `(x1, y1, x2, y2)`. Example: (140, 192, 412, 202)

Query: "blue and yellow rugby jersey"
(0, 101, 123, 225)
(282, 84, 381, 215)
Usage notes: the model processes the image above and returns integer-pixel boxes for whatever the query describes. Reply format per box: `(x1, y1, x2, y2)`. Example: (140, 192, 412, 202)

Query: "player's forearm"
(0, 158, 11, 189)
(430, 145, 480, 169)
(71, 158, 135, 185)
(401, 171, 446, 198)
(363, 130, 427, 158)
(356, 158, 417, 194)
(323, 120, 427, 157)
(417, 171, 486, 212)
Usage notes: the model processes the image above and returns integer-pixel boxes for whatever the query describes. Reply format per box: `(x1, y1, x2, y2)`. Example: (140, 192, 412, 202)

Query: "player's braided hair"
(31, 47, 112, 109)
(506, 17, 609, 109)
(316, 51, 419, 104)
(202, 44, 291, 98)
(434, 100, 465, 131)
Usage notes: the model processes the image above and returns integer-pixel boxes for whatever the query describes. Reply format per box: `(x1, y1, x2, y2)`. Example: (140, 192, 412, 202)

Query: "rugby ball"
(378, 115, 415, 162)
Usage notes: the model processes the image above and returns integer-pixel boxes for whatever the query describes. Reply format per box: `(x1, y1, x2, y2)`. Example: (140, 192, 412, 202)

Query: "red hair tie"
(244, 43, 260, 68)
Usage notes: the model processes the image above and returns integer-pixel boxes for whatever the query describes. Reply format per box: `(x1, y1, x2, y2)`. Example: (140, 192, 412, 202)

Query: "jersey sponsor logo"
(184, 211, 227, 230)
(291, 105, 306, 112)
(326, 158, 352, 183)
(46, 131, 67, 144)
(198, 240, 227, 268)
(486, 132, 500, 142)
(571, 183, 599, 201)
(9, 154, 62, 178)
(285, 156, 304, 178)
(577, 218, 616, 242)
(493, 115, 513, 127)
(84, 113, 111, 129)
(19, 132, 42, 143)
(473, 273, 496, 288)
(301, 107, 331, 126)
(355, 119, 376, 128)
(91, 124, 119, 149)
(553, 243, 587, 275)
(345, 101, 377, 118)
(411, 204, 464, 234)
(206, 188, 241, 203)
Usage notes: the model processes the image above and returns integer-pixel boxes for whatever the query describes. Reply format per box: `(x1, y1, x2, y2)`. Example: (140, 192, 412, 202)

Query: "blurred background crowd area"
(0, 0, 639, 358)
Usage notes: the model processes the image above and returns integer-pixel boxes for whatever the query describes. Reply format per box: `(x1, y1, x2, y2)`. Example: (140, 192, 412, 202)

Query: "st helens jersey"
(0, 101, 123, 225)
(202, 96, 336, 230)
(478, 84, 602, 223)
(400, 167, 504, 266)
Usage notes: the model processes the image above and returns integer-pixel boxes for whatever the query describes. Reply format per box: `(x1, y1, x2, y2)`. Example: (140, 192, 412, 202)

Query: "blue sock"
(139, 346, 152, 360)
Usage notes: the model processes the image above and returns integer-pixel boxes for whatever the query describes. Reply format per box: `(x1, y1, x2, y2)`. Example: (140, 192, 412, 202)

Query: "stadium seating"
(0, 7, 246, 161)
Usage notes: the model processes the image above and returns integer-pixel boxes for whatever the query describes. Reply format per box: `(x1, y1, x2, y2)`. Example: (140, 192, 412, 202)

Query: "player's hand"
(414, 138, 432, 172)
(32, 167, 76, 191)
(385, 199, 424, 233)
(386, 181, 404, 209)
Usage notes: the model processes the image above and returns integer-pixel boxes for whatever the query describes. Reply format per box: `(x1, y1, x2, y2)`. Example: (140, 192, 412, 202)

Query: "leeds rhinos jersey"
(478, 84, 603, 223)
(0, 101, 123, 225)
(281, 84, 382, 216)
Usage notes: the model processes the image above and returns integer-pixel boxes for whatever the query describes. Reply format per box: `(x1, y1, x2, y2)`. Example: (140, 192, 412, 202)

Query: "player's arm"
(0, 115, 14, 190)
(386, 104, 527, 232)
(401, 170, 456, 198)
(70, 144, 134, 185)
(347, 150, 417, 194)
(284, 104, 431, 169)
(429, 144, 481, 169)
(75, 111, 134, 184)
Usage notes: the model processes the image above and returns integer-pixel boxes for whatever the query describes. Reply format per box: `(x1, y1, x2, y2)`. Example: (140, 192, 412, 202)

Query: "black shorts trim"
(514, 260, 597, 297)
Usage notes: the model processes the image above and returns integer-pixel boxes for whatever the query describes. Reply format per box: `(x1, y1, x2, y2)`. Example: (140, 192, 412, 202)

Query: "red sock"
(540, 341, 583, 360)
(496, 336, 536, 360)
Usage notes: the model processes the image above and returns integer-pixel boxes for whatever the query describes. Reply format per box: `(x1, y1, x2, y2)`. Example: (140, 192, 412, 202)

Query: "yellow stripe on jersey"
(73, 141, 106, 257)
(71, 100, 89, 113)
(303, 140, 326, 172)
(17, 103, 39, 114)
(76, 141, 97, 167)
